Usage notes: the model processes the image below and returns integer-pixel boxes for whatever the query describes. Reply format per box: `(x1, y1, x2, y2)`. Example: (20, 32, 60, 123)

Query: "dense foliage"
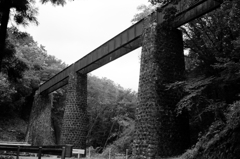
(52, 75, 137, 152)
(0, 0, 71, 71)
(173, 0, 240, 158)
(2, 0, 240, 158)
(0, 27, 137, 155)
(131, 4, 156, 23)
(174, 0, 240, 144)
(132, 0, 240, 158)
(87, 77, 136, 152)
(0, 28, 67, 118)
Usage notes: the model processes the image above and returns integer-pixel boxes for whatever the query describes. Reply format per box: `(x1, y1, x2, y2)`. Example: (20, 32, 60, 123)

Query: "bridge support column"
(133, 19, 190, 158)
(61, 72, 88, 149)
(26, 91, 55, 145)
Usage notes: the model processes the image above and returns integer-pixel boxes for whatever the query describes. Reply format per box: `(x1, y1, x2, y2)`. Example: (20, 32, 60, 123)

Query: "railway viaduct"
(26, 0, 222, 158)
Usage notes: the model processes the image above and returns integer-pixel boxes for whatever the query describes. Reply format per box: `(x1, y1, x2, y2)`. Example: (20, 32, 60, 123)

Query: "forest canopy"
(1, 0, 240, 158)
(0, 27, 137, 155)
(131, 0, 240, 158)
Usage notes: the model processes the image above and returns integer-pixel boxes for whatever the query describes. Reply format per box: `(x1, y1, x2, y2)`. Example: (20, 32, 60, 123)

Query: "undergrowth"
(179, 101, 240, 159)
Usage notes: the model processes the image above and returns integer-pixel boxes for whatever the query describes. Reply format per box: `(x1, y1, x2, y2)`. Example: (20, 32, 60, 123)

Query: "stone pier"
(60, 72, 88, 149)
(26, 91, 55, 145)
(133, 17, 190, 158)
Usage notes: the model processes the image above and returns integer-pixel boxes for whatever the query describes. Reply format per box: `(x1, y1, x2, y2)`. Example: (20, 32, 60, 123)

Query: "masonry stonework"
(133, 17, 190, 158)
(60, 72, 88, 149)
(26, 91, 55, 145)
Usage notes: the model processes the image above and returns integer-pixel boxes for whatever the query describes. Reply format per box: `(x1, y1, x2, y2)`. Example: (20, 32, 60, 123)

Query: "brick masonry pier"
(60, 72, 88, 149)
(133, 16, 190, 158)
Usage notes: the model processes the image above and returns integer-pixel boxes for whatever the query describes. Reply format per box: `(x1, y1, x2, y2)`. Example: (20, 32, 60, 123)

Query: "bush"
(0, 156, 14, 159)
(180, 101, 240, 159)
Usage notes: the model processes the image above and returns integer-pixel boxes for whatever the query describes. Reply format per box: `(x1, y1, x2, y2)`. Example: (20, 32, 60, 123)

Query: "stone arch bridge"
(26, 0, 222, 158)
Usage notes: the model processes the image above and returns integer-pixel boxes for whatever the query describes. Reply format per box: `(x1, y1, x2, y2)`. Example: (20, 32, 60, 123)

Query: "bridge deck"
(39, 0, 221, 94)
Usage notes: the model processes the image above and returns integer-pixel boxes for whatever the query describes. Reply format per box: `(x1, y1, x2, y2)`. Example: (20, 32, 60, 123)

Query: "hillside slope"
(0, 117, 27, 142)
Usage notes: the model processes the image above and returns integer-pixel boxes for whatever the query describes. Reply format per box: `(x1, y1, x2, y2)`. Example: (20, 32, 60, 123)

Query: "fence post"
(126, 149, 128, 159)
(61, 146, 66, 159)
(16, 146, 20, 159)
(88, 147, 91, 159)
(38, 147, 42, 159)
(108, 148, 111, 159)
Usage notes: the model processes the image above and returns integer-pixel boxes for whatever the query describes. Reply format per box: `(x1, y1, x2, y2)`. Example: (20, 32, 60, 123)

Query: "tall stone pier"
(133, 17, 190, 158)
(26, 92, 55, 145)
(60, 72, 88, 149)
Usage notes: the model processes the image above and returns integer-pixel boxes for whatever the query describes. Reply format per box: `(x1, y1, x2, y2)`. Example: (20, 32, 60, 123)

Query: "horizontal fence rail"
(0, 144, 73, 159)
(0, 142, 31, 146)
(39, 0, 221, 94)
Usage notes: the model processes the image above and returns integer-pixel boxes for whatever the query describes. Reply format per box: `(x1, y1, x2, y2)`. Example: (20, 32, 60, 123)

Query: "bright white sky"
(20, 0, 150, 92)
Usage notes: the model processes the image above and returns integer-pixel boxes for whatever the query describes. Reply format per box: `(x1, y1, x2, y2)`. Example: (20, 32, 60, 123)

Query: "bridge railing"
(0, 143, 73, 159)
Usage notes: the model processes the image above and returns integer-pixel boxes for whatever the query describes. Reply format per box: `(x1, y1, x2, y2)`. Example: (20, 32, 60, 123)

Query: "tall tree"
(0, 0, 38, 71)
(0, 0, 69, 71)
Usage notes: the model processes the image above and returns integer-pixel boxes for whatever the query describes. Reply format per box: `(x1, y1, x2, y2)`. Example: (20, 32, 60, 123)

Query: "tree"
(148, 0, 181, 5)
(159, 1, 240, 152)
(131, 4, 155, 23)
(40, 0, 67, 6)
(86, 75, 137, 151)
(0, 0, 38, 71)
(132, 0, 240, 157)
(0, 27, 67, 120)
(0, 0, 70, 71)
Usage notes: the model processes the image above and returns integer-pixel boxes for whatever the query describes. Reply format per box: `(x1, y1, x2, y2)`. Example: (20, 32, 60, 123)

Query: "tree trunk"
(0, 1, 11, 71)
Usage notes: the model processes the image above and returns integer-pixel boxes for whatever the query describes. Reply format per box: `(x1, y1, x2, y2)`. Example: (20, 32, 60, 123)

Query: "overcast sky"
(19, 0, 150, 91)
